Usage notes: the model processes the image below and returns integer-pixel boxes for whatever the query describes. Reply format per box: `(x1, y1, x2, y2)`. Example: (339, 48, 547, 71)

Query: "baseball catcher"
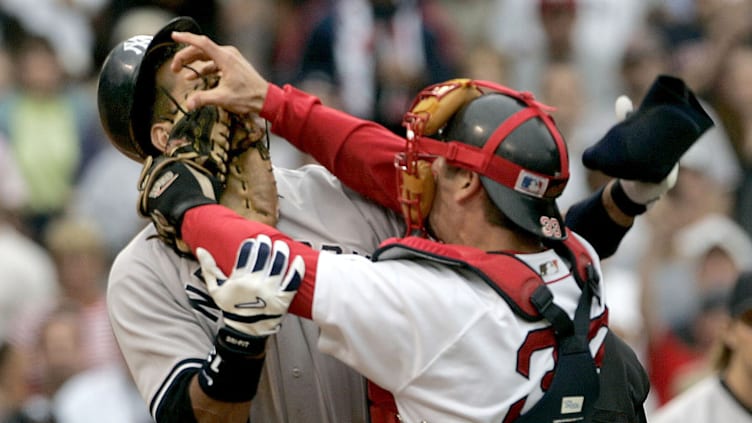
(97, 17, 278, 256)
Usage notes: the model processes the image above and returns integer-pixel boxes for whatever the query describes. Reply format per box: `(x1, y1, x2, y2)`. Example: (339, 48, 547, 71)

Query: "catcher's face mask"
(398, 78, 569, 239)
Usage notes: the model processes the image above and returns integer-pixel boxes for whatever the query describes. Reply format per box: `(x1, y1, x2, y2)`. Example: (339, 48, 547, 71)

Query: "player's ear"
(151, 122, 171, 153)
(455, 170, 482, 203)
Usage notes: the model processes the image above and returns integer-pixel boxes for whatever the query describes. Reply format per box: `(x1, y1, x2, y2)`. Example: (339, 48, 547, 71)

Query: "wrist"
(197, 327, 268, 402)
(611, 180, 649, 216)
(215, 326, 268, 357)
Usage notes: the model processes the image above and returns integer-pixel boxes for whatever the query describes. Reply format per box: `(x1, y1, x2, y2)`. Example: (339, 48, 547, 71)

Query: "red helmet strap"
(419, 138, 566, 199)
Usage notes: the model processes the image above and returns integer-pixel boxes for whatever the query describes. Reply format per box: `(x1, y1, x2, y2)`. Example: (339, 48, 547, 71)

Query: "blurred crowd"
(0, 0, 751, 422)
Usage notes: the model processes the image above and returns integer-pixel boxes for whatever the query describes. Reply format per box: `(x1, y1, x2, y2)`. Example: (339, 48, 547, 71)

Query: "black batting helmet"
(440, 91, 569, 240)
(97, 16, 201, 162)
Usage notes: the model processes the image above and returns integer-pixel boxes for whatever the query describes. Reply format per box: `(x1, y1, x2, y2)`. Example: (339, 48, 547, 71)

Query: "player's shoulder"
(272, 164, 403, 234)
(273, 163, 339, 188)
(649, 376, 722, 423)
(272, 164, 361, 208)
(568, 231, 601, 263)
(109, 224, 183, 292)
(111, 224, 161, 267)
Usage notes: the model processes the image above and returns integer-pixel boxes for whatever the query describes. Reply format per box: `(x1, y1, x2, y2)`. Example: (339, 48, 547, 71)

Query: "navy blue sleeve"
(564, 187, 630, 259)
(154, 368, 201, 423)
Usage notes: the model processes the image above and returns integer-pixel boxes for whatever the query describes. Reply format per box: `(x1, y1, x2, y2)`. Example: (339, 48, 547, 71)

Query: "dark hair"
(142, 44, 184, 130)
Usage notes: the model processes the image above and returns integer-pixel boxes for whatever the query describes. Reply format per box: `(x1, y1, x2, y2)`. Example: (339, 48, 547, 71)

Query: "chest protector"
(367, 229, 602, 423)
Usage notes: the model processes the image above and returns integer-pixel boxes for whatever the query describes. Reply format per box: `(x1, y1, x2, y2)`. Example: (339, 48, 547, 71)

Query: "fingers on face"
(171, 32, 217, 71)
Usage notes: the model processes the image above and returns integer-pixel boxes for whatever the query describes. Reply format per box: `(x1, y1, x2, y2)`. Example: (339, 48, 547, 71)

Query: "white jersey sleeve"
(108, 164, 404, 423)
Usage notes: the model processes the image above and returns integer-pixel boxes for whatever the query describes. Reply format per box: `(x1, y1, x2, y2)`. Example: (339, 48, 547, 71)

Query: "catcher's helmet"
(440, 92, 569, 240)
(97, 16, 201, 162)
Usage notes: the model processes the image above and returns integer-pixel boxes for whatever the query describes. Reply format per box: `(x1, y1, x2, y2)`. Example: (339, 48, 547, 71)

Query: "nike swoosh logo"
(150, 171, 179, 198)
(235, 297, 266, 309)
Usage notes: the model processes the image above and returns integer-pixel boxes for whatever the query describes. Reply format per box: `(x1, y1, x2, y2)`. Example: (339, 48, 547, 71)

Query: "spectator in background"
(487, 0, 652, 112)
(11, 302, 150, 423)
(0, 47, 12, 98)
(46, 306, 151, 423)
(716, 43, 752, 240)
(0, 136, 57, 342)
(607, 24, 742, 274)
(619, 27, 740, 199)
(295, 0, 460, 134)
(619, 26, 672, 106)
(0, 30, 101, 242)
(8, 217, 122, 398)
(94, 0, 219, 72)
(650, 271, 752, 422)
(0, 340, 37, 423)
(654, 0, 752, 100)
(459, 41, 509, 85)
(69, 6, 172, 259)
(640, 211, 752, 406)
(538, 60, 617, 211)
(0, 0, 95, 80)
(30, 305, 83, 422)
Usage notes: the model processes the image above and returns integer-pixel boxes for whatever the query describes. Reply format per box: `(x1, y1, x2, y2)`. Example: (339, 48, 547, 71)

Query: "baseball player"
(650, 271, 752, 423)
(100, 18, 706, 423)
(135, 78, 651, 422)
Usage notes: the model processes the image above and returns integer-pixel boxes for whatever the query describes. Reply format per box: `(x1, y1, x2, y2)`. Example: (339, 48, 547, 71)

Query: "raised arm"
(169, 33, 712, 260)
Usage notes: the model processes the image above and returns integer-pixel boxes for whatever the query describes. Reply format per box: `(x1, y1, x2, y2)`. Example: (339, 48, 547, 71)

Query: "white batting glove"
(197, 234, 305, 337)
(620, 164, 679, 206)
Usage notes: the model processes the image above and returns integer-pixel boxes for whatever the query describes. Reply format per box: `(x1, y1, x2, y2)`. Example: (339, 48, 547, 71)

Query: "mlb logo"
(515, 171, 548, 197)
(539, 259, 560, 276)
(561, 396, 584, 414)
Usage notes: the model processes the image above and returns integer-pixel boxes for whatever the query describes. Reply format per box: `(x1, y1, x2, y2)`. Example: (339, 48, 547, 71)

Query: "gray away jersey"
(107, 164, 404, 422)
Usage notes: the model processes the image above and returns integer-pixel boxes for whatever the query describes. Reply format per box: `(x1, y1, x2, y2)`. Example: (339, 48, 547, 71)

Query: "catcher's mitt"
(138, 101, 278, 256)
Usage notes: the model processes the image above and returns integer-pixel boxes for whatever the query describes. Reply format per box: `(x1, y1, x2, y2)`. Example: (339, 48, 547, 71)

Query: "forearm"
(261, 84, 403, 211)
(153, 367, 251, 423)
(189, 375, 251, 423)
(565, 180, 634, 259)
(181, 204, 318, 318)
(179, 327, 266, 422)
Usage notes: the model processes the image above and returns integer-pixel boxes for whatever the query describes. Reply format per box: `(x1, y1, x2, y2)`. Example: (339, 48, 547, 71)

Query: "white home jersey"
(107, 164, 404, 422)
(311, 234, 609, 422)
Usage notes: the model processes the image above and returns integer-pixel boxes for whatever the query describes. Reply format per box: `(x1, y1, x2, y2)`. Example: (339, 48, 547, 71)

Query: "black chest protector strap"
(514, 262, 600, 423)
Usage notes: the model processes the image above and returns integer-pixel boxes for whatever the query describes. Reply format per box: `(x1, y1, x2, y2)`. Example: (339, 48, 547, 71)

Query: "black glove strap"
(198, 327, 268, 402)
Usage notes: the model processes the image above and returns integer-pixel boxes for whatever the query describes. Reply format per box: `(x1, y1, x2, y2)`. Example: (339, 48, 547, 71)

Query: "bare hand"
(170, 31, 269, 115)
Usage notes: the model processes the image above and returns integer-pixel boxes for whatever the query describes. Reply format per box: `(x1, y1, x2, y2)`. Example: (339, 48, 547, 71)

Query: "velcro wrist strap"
(611, 180, 648, 216)
(198, 328, 268, 402)
(215, 326, 268, 357)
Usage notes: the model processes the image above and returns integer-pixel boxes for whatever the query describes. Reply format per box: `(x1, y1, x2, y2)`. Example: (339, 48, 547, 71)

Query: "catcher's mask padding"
(440, 93, 569, 240)
(97, 16, 201, 162)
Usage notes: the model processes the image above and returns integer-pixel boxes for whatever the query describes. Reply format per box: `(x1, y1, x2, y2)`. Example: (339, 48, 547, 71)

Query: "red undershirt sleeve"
(261, 83, 403, 213)
(180, 204, 318, 319)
